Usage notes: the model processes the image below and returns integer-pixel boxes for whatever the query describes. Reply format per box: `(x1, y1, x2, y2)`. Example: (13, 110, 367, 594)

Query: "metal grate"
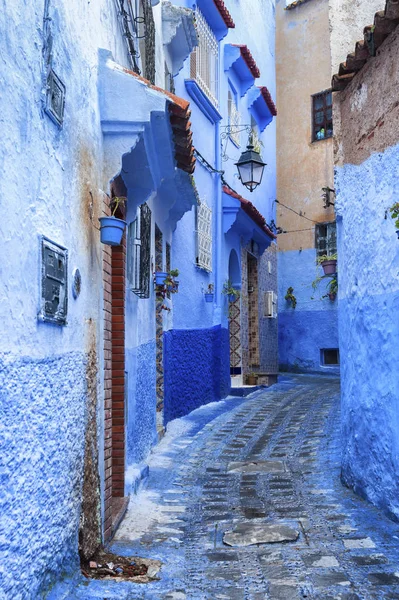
(190, 9, 218, 107)
(127, 203, 151, 298)
(196, 200, 212, 272)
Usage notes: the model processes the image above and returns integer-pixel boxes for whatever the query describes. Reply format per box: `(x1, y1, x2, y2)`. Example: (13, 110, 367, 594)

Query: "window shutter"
(196, 200, 212, 272)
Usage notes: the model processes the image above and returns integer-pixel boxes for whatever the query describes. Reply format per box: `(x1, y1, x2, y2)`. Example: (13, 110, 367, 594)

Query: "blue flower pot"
(99, 216, 127, 246)
(228, 293, 237, 303)
(155, 272, 168, 285)
(204, 293, 214, 303)
(396, 230, 399, 239)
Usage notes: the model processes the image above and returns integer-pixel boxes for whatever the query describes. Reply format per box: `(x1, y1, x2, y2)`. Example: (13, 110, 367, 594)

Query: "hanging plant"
(316, 253, 337, 275)
(98, 197, 127, 246)
(285, 287, 297, 309)
(222, 280, 240, 303)
(389, 202, 399, 238)
(155, 269, 179, 298)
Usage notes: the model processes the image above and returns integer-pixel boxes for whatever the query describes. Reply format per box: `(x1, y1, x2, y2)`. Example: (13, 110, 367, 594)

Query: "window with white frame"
(315, 222, 336, 258)
(228, 86, 240, 146)
(196, 200, 212, 271)
(190, 8, 219, 107)
(264, 291, 277, 318)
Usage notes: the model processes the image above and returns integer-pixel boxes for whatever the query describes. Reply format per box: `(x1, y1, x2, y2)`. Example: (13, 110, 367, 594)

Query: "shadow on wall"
(163, 325, 231, 423)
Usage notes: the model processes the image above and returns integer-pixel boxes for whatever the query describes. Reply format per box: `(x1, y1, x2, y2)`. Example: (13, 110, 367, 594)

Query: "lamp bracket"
(220, 124, 252, 162)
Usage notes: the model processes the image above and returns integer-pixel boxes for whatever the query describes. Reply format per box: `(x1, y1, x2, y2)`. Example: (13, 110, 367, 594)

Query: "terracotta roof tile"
(259, 86, 277, 116)
(213, 0, 235, 28)
(285, 0, 312, 10)
(232, 44, 261, 78)
(122, 67, 195, 174)
(222, 185, 276, 239)
(332, 0, 399, 92)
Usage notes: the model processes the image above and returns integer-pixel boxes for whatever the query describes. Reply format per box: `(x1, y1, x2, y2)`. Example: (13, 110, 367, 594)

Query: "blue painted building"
(0, 0, 277, 597)
(333, 5, 399, 520)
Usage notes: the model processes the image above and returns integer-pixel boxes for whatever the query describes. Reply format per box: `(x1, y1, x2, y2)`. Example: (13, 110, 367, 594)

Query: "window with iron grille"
(190, 8, 219, 107)
(228, 87, 240, 146)
(315, 222, 336, 258)
(312, 90, 333, 142)
(196, 200, 212, 272)
(127, 203, 151, 298)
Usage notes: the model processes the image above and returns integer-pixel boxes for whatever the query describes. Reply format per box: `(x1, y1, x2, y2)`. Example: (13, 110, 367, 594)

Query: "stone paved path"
(66, 374, 399, 599)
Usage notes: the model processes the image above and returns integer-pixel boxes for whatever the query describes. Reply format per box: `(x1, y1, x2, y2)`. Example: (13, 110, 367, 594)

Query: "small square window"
(312, 90, 332, 142)
(39, 237, 68, 325)
(321, 348, 339, 366)
(45, 70, 66, 127)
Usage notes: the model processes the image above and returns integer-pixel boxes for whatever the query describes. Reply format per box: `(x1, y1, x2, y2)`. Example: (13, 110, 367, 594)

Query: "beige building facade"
(276, 0, 383, 373)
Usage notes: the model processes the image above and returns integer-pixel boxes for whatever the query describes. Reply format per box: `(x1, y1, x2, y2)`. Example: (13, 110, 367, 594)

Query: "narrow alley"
(63, 376, 399, 600)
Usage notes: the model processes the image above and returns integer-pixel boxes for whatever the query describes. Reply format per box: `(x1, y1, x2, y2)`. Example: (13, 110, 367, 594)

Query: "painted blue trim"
(248, 87, 273, 132)
(224, 45, 255, 97)
(184, 79, 222, 123)
(196, 0, 229, 40)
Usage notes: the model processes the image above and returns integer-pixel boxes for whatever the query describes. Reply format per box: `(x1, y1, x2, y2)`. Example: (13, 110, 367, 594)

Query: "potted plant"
(155, 271, 168, 286)
(247, 372, 257, 385)
(311, 274, 338, 301)
(389, 202, 399, 238)
(164, 269, 179, 293)
(285, 287, 297, 308)
(317, 253, 337, 276)
(222, 280, 240, 303)
(155, 269, 179, 294)
(324, 276, 338, 301)
(98, 197, 127, 246)
(204, 284, 214, 303)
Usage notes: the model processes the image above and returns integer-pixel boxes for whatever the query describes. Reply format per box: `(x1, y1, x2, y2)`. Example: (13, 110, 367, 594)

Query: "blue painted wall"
(163, 325, 231, 423)
(0, 352, 86, 597)
(336, 143, 399, 520)
(126, 341, 157, 465)
(278, 248, 339, 373)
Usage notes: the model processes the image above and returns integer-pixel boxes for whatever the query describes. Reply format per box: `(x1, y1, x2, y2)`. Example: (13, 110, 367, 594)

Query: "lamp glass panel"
(237, 162, 252, 184)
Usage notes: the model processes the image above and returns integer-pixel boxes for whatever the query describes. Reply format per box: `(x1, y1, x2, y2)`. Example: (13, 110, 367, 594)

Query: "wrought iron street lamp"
(235, 133, 267, 193)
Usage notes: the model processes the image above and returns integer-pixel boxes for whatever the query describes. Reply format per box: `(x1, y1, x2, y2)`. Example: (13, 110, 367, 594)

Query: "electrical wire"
(275, 199, 320, 224)
(278, 228, 313, 234)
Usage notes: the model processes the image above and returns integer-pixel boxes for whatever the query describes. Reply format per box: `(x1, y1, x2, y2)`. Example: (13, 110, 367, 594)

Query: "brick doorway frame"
(102, 178, 128, 541)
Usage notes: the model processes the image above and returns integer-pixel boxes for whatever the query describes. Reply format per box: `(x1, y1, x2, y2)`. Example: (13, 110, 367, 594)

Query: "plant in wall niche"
(285, 287, 297, 309)
(316, 253, 337, 276)
(388, 202, 399, 238)
(98, 196, 127, 246)
(222, 280, 240, 303)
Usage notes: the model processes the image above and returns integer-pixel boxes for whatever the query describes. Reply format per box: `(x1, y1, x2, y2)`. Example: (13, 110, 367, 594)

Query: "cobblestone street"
(66, 375, 399, 600)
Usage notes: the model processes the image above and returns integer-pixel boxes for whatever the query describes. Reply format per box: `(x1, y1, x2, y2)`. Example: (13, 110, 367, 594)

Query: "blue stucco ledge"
(222, 189, 274, 254)
(184, 79, 222, 124)
(224, 44, 255, 96)
(248, 86, 276, 132)
(196, 0, 231, 40)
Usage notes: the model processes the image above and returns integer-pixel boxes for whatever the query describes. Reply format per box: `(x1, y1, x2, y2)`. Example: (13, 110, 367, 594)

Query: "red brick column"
(111, 239, 126, 498)
(102, 200, 113, 542)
